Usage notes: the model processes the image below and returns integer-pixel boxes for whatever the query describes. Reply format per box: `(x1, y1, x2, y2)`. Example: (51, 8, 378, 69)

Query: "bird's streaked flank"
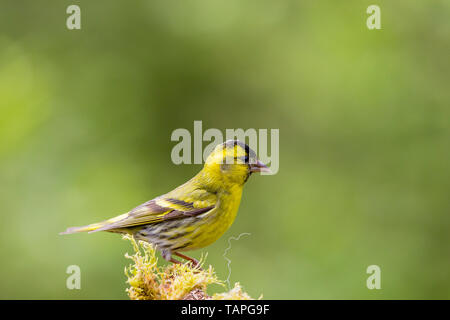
(60, 140, 269, 266)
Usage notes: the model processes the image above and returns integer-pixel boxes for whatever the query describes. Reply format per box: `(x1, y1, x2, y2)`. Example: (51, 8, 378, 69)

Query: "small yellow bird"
(60, 140, 269, 265)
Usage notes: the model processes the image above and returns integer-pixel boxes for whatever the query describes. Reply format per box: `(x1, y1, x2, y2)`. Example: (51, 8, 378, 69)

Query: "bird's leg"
(174, 252, 202, 269)
(161, 249, 182, 265)
(169, 258, 182, 264)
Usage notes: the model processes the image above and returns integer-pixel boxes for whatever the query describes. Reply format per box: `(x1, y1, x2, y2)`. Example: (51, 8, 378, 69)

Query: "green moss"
(123, 236, 259, 300)
(212, 282, 259, 300)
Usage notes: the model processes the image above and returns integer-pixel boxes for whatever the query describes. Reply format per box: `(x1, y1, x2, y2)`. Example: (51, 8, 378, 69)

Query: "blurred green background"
(0, 1, 449, 299)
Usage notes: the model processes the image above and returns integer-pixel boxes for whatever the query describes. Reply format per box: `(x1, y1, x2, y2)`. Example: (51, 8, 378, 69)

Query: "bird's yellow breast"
(184, 184, 244, 250)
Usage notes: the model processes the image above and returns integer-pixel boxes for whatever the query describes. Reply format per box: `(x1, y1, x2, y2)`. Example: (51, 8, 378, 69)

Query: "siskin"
(60, 140, 269, 265)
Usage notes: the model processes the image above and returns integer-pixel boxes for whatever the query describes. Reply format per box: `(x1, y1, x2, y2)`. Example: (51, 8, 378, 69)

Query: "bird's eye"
(243, 155, 249, 164)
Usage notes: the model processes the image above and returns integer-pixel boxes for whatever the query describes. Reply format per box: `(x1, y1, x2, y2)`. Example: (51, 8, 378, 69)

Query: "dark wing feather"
(91, 197, 215, 232)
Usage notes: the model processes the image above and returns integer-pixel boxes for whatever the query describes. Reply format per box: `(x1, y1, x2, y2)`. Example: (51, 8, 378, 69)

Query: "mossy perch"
(123, 236, 258, 300)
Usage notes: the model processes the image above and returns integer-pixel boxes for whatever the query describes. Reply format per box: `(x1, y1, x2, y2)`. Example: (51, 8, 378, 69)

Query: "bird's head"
(204, 140, 270, 185)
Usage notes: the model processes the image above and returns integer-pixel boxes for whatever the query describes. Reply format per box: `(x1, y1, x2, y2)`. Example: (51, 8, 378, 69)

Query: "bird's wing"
(91, 186, 217, 232)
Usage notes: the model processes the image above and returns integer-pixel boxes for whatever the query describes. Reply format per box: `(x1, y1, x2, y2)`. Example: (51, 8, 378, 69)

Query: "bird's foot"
(174, 252, 203, 270)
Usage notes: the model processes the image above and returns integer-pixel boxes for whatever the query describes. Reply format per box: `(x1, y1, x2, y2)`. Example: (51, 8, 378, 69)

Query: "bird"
(60, 140, 270, 266)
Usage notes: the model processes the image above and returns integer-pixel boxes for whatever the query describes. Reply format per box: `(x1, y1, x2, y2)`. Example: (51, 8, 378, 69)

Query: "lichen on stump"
(123, 236, 259, 300)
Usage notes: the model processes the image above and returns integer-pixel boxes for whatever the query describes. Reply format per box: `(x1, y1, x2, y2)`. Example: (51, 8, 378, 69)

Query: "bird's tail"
(59, 213, 129, 235)
(59, 222, 105, 235)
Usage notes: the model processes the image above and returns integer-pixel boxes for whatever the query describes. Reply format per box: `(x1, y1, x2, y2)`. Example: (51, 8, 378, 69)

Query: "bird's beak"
(249, 160, 271, 173)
